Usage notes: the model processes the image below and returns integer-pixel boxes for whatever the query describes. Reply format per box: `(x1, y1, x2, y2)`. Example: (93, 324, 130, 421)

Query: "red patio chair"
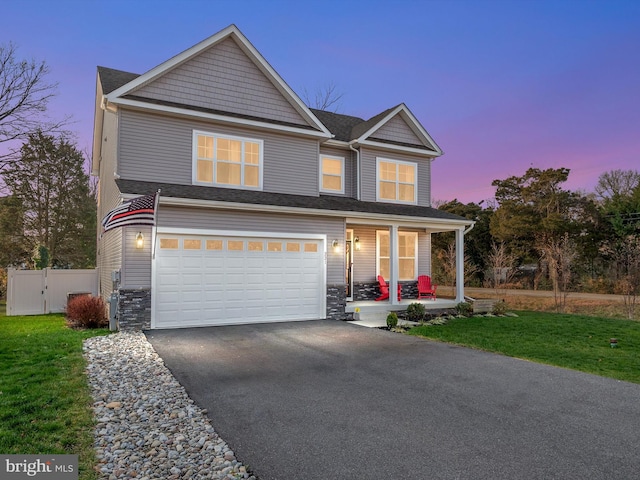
(375, 275, 402, 301)
(417, 275, 437, 300)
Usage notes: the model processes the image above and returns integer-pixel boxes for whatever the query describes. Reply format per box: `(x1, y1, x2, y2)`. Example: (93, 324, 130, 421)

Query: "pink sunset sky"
(2, 0, 639, 204)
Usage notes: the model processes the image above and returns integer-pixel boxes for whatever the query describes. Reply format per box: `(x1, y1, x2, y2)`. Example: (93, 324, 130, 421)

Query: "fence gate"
(7, 268, 99, 316)
(7, 270, 46, 315)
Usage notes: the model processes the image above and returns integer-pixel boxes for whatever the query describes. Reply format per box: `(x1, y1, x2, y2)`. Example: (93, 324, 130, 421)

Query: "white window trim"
(319, 154, 345, 194)
(376, 230, 418, 281)
(376, 157, 418, 205)
(192, 130, 264, 190)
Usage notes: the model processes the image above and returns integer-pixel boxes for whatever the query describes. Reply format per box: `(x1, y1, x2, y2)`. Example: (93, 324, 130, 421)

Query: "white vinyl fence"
(7, 268, 99, 316)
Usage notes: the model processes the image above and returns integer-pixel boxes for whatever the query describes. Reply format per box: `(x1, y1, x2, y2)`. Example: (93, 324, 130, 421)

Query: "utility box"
(109, 293, 119, 331)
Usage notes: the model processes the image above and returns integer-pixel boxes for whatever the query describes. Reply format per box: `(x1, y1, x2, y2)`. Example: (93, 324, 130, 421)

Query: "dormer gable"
(103, 25, 331, 138)
(351, 104, 442, 156)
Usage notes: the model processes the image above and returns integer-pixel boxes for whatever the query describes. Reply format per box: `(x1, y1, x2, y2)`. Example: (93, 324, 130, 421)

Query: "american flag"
(102, 193, 158, 232)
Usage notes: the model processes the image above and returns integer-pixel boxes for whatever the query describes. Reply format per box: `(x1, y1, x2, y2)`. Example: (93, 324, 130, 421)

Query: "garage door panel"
(154, 233, 325, 328)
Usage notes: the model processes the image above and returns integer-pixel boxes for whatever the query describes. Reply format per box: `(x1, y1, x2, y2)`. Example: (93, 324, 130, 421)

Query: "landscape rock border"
(84, 332, 256, 480)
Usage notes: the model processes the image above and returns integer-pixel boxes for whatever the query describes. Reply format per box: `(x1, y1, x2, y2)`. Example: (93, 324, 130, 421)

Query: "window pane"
(206, 240, 223, 250)
(379, 232, 389, 257)
(322, 175, 342, 191)
(197, 135, 213, 159)
(380, 181, 396, 200)
(379, 162, 396, 181)
(398, 164, 415, 183)
(304, 243, 318, 252)
(399, 259, 415, 280)
(217, 162, 241, 185)
(184, 239, 202, 250)
(398, 234, 416, 257)
(245, 142, 260, 165)
(322, 158, 342, 175)
(286, 242, 300, 252)
(399, 184, 415, 202)
(267, 242, 282, 252)
(248, 241, 263, 251)
(228, 240, 244, 251)
(379, 258, 389, 279)
(217, 138, 242, 162)
(197, 159, 213, 183)
(160, 238, 178, 249)
(244, 165, 259, 187)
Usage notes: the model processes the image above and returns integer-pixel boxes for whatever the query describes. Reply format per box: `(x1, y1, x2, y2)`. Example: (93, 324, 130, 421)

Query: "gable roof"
(102, 25, 331, 138)
(312, 105, 442, 156)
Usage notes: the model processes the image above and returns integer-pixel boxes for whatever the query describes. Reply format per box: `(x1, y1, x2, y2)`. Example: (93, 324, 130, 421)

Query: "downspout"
(464, 223, 475, 235)
(349, 142, 361, 200)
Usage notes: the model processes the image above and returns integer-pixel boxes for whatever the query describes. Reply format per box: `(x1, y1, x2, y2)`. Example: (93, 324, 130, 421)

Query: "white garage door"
(153, 233, 326, 328)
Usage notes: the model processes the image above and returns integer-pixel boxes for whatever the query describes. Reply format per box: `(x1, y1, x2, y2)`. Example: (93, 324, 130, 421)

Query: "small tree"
(2, 131, 96, 268)
(610, 235, 640, 319)
(486, 241, 518, 295)
(537, 233, 577, 313)
(437, 243, 478, 287)
(32, 245, 49, 269)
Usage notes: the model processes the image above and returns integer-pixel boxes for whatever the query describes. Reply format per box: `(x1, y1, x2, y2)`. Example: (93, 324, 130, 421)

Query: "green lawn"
(0, 313, 109, 480)
(408, 311, 640, 383)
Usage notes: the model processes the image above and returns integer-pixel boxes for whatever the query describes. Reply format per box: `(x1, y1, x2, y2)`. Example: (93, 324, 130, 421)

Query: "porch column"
(389, 224, 399, 306)
(455, 226, 464, 302)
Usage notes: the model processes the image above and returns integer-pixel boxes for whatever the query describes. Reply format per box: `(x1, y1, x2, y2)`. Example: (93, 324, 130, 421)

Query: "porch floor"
(346, 297, 458, 328)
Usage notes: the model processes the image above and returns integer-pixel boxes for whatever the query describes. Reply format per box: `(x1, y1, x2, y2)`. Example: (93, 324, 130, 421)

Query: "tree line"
(0, 42, 95, 298)
(433, 167, 640, 317)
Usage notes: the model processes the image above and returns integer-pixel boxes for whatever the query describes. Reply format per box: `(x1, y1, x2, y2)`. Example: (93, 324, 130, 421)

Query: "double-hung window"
(376, 158, 417, 204)
(376, 231, 418, 280)
(319, 155, 345, 194)
(193, 131, 263, 189)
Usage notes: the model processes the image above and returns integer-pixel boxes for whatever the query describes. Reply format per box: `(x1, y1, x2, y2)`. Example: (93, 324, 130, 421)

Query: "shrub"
(455, 301, 473, 317)
(492, 300, 508, 315)
(386, 312, 398, 328)
(406, 302, 426, 322)
(66, 295, 108, 329)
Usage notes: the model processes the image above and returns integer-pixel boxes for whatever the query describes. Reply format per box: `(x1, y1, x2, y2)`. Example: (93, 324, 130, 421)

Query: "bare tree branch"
(301, 81, 344, 112)
(0, 42, 69, 168)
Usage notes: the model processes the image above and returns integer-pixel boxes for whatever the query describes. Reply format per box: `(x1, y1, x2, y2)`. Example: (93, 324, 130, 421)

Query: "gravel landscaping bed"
(84, 332, 255, 480)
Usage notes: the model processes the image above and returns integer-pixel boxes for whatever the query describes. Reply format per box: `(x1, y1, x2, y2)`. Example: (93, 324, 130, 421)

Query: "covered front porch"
(343, 218, 472, 320)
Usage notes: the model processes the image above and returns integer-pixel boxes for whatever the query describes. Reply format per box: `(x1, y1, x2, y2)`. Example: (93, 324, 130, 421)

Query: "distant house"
(92, 24, 472, 330)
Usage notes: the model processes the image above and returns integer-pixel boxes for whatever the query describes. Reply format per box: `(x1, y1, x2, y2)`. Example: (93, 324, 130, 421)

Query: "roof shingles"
(115, 179, 469, 223)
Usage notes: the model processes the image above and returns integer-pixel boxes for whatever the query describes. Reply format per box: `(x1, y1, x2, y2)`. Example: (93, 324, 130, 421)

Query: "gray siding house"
(92, 24, 472, 330)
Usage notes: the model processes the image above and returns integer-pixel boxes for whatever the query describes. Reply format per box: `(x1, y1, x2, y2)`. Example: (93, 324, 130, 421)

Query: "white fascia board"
(355, 104, 443, 156)
(91, 75, 105, 176)
(358, 139, 441, 158)
(397, 105, 443, 155)
(106, 25, 238, 100)
(105, 25, 331, 138)
(108, 97, 331, 139)
(157, 226, 326, 240)
(323, 138, 350, 147)
(355, 104, 404, 142)
(122, 194, 472, 229)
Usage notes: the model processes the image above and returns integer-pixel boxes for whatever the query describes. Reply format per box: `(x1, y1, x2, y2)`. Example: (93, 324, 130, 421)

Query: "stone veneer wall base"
(117, 288, 151, 331)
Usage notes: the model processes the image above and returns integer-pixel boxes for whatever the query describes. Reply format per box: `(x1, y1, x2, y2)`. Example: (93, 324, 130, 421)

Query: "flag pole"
(152, 189, 161, 260)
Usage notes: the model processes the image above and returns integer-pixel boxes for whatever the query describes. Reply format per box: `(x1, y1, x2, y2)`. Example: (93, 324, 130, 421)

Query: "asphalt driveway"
(147, 320, 640, 480)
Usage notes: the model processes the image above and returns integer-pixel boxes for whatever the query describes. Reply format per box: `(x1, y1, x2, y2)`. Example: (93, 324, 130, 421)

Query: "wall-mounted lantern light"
(332, 239, 340, 252)
(136, 232, 144, 249)
(354, 236, 361, 251)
